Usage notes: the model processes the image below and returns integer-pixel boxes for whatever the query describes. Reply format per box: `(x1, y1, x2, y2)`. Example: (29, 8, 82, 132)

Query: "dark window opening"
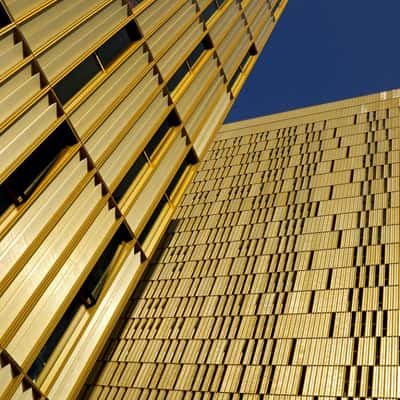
(166, 159, 189, 198)
(382, 310, 388, 336)
(367, 366, 374, 397)
(337, 230, 342, 248)
(202, 1, 218, 22)
(54, 55, 101, 104)
(2, 122, 76, 205)
(0, 186, 13, 216)
(371, 310, 377, 337)
(357, 288, 363, 311)
(308, 290, 315, 313)
(228, 48, 255, 92)
(360, 311, 366, 337)
(187, 41, 206, 68)
(145, 111, 180, 159)
(380, 245, 385, 265)
(288, 339, 296, 364)
(271, 0, 282, 15)
(227, 68, 241, 92)
(378, 286, 384, 310)
(145, 120, 171, 158)
(266, 364, 276, 394)
(375, 336, 381, 365)
(28, 225, 130, 381)
(355, 366, 362, 396)
(138, 196, 168, 244)
(239, 52, 251, 70)
(79, 226, 129, 307)
(248, 43, 257, 56)
(166, 37, 210, 94)
(365, 264, 370, 286)
(112, 154, 147, 202)
(28, 297, 81, 381)
(343, 366, 351, 395)
(0, 5, 11, 28)
(352, 337, 359, 365)
(55, 21, 142, 103)
(329, 313, 336, 337)
(97, 21, 141, 67)
(127, 0, 144, 7)
(350, 312, 356, 336)
(166, 63, 189, 93)
(307, 251, 314, 270)
(297, 366, 307, 395)
(384, 264, 389, 286)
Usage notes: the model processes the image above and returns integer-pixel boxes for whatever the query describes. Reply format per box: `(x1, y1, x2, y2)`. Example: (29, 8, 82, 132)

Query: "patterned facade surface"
(84, 91, 399, 399)
(0, 0, 286, 398)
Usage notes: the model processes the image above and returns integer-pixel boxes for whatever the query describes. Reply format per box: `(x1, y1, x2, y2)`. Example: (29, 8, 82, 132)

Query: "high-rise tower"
(84, 90, 399, 398)
(0, 0, 287, 398)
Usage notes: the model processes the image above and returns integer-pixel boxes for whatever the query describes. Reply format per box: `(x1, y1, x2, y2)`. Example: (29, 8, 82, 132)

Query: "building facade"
(0, 0, 287, 398)
(83, 90, 399, 398)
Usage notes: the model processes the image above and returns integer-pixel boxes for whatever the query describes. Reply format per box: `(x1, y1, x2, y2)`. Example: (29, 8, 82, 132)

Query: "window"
(0, 5, 11, 28)
(202, 2, 218, 23)
(126, 0, 144, 7)
(145, 120, 171, 158)
(144, 110, 180, 159)
(166, 160, 189, 198)
(166, 63, 190, 94)
(227, 46, 257, 93)
(114, 111, 181, 203)
(201, 0, 227, 23)
(112, 154, 147, 203)
(54, 21, 141, 104)
(97, 22, 141, 67)
(166, 37, 211, 94)
(1, 122, 76, 206)
(54, 55, 101, 104)
(79, 227, 129, 307)
(138, 196, 168, 244)
(28, 297, 81, 381)
(187, 41, 206, 68)
(166, 151, 196, 198)
(28, 226, 129, 381)
(239, 51, 251, 70)
(0, 186, 12, 216)
(227, 68, 241, 92)
(270, 0, 282, 15)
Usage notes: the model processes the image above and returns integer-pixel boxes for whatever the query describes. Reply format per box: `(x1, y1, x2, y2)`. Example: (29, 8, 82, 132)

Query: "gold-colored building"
(83, 90, 399, 398)
(0, 0, 287, 398)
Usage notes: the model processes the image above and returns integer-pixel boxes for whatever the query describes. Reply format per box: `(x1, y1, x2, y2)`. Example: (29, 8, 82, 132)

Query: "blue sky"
(226, 1, 400, 122)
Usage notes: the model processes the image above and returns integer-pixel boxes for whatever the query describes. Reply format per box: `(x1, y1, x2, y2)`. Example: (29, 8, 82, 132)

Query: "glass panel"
(187, 41, 206, 68)
(202, 1, 218, 22)
(53, 55, 101, 104)
(0, 5, 11, 28)
(0, 185, 13, 216)
(127, 0, 143, 7)
(228, 68, 241, 91)
(79, 227, 126, 307)
(166, 159, 188, 198)
(240, 51, 251, 70)
(97, 22, 141, 67)
(112, 154, 147, 202)
(28, 298, 81, 381)
(145, 119, 171, 159)
(166, 63, 190, 93)
(3, 122, 76, 204)
(27, 227, 128, 380)
(138, 196, 168, 244)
